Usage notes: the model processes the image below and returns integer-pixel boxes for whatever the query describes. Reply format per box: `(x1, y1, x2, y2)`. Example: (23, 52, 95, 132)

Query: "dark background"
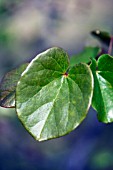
(0, 0, 113, 170)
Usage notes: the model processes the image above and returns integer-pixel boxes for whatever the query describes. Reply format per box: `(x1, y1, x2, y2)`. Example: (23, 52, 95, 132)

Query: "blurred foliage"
(70, 46, 101, 66)
(91, 30, 111, 46)
(0, 107, 15, 117)
(0, 0, 19, 17)
(0, 27, 14, 46)
(90, 150, 113, 170)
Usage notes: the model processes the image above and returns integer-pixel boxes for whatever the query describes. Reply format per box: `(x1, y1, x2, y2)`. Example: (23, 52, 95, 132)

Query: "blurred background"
(0, 0, 113, 169)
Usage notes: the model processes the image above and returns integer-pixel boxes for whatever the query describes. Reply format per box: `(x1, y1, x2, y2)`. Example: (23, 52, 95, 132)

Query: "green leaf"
(70, 46, 101, 66)
(16, 47, 93, 141)
(91, 30, 111, 46)
(90, 54, 113, 123)
(0, 63, 28, 108)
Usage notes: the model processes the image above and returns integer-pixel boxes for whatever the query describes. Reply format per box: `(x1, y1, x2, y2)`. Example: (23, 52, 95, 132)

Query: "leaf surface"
(91, 54, 113, 123)
(70, 46, 101, 66)
(0, 63, 28, 108)
(16, 47, 93, 141)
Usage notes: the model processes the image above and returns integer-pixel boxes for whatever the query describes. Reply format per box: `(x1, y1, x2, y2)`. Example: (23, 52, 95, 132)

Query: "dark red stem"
(108, 36, 113, 55)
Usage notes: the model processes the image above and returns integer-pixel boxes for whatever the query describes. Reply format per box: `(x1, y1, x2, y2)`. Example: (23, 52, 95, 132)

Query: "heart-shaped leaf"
(70, 46, 101, 66)
(90, 54, 113, 123)
(0, 63, 28, 108)
(16, 47, 93, 141)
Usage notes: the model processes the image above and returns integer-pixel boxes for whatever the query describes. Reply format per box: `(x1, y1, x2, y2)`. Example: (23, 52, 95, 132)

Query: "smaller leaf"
(91, 30, 111, 46)
(90, 54, 113, 123)
(70, 46, 101, 66)
(0, 63, 28, 108)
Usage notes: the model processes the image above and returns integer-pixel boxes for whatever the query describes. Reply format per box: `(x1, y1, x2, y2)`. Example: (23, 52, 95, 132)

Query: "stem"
(108, 36, 113, 55)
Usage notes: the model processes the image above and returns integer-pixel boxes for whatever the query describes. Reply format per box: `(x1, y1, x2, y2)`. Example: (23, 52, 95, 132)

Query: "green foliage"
(0, 63, 28, 108)
(91, 30, 111, 46)
(16, 47, 93, 141)
(91, 54, 113, 123)
(0, 30, 113, 141)
(70, 46, 101, 66)
(91, 150, 113, 169)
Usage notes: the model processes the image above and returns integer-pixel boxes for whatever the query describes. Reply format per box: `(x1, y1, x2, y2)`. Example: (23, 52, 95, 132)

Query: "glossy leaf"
(16, 47, 93, 141)
(0, 63, 28, 108)
(70, 46, 101, 66)
(90, 54, 113, 123)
